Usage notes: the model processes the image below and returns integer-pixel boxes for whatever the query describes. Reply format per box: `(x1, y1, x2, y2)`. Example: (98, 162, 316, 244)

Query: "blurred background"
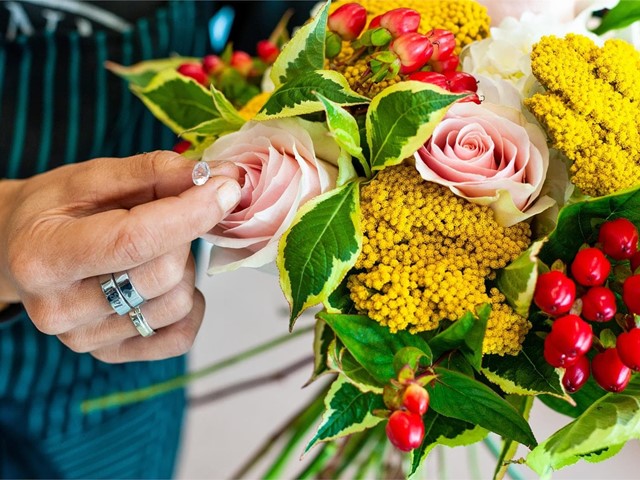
(175, 242, 639, 479)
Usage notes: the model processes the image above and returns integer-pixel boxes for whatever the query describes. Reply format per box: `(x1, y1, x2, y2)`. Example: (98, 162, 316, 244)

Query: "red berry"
(177, 63, 208, 85)
(230, 50, 253, 76)
(402, 384, 430, 416)
(407, 71, 448, 90)
(328, 3, 368, 41)
(444, 71, 478, 93)
(570, 247, 611, 286)
(630, 251, 640, 273)
(426, 29, 456, 61)
(544, 333, 578, 368)
(623, 275, 640, 315)
(598, 218, 639, 260)
(368, 14, 382, 29)
(581, 286, 617, 322)
(256, 40, 280, 64)
(591, 348, 632, 392)
(172, 140, 191, 154)
(562, 355, 590, 393)
(550, 314, 593, 357)
(390, 33, 434, 74)
(386, 410, 425, 452)
(202, 54, 224, 76)
(617, 328, 640, 371)
(534, 271, 576, 316)
(429, 54, 459, 74)
(379, 8, 421, 38)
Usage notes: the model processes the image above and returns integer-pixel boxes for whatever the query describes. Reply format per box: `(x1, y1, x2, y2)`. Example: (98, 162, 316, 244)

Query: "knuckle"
(147, 253, 185, 294)
(168, 321, 197, 356)
(171, 286, 195, 320)
(113, 223, 161, 266)
(27, 301, 67, 335)
(58, 332, 92, 354)
(7, 245, 43, 289)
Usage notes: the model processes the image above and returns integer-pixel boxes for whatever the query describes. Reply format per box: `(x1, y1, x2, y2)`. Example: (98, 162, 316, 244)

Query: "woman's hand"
(0, 151, 240, 363)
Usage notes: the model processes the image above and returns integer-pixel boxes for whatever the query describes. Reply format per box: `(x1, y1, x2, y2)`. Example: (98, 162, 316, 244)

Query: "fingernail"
(217, 180, 241, 212)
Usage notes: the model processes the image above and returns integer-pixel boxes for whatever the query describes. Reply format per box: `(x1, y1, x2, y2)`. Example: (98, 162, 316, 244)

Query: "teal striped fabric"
(0, 1, 215, 478)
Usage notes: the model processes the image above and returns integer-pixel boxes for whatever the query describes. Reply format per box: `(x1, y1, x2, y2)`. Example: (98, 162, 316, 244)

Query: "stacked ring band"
(113, 271, 145, 308)
(128, 307, 156, 337)
(100, 275, 133, 316)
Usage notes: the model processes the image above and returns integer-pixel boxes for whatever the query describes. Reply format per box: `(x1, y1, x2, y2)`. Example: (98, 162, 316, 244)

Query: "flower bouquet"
(104, 0, 640, 477)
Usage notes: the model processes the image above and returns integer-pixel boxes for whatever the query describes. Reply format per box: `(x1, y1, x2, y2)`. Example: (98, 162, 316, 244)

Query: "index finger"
(50, 175, 241, 279)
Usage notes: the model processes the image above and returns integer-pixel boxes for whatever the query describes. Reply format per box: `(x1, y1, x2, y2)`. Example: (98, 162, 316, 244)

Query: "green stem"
(81, 324, 314, 412)
(296, 442, 338, 479)
(353, 426, 386, 480)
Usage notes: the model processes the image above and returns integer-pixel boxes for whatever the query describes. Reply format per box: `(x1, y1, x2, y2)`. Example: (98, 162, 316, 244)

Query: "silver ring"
(128, 307, 156, 337)
(113, 271, 145, 308)
(100, 275, 132, 316)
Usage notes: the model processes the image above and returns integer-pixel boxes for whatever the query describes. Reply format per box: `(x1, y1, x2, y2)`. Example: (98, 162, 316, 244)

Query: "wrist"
(0, 179, 25, 303)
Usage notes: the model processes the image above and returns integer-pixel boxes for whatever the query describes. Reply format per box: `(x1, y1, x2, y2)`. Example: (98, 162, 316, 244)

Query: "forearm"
(0, 179, 24, 304)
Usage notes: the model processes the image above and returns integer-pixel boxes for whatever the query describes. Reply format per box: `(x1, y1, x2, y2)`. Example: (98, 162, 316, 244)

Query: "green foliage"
(326, 340, 383, 391)
(255, 70, 369, 120)
(105, 57, 199, 89)
(539, 376, 609, 418)
(270, 1, 329, 86)
(305, 375, 385, 453)
(427, 368, 538, 448)
(307, 319, 336, 385)
(278, 182, 362, 329)
(527, 376, 640, 477)
(540, 187, 640, 265)
(496, 240, 545, 317)
(366, 81, 464, 171)
(592, 0, 640, 35)
(319, 312, 431, 385)
(493, 395, 534, 480)
(482, 333, 567, 398)
(429, 304, 490, 371)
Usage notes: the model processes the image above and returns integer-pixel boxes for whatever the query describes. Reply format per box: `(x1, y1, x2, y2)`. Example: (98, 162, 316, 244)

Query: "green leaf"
(540, 187, 640, 265)
(131, 70, 216, 143)
(316, 92, 370, 178)
(326, 340, 383, 392)
(493, 395, 534, 480)
(482, 333, 567, 398)
(320, 312, 432, 384)
(409, 414, 487, 479)
(306, 318, 336, 386)
(592, 0, 640, 35)
(105, 57, 199, 89)
(182, 84, 246, 138)
(429, 304, 491, 371)
(496, 240, 545, 317)
(270, 1, 329, 87)
(255, 70, 369, 120)
(278, 182, 362, 328)
(539, 376, 608, 418)
(324, 274, 357, 314)
(305, 375, 385, 453)
(527, 376, 640, 476)
(427, 368, 537, 448)
(366, 81, 464, 171)
(392, 346, 433, 375)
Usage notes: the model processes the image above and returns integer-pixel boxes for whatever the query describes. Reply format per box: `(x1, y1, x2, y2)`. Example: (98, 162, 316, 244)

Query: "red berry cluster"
(385, 382, 429, 452)
(327, 3, 479, 102)
(534, 218, 640, 393)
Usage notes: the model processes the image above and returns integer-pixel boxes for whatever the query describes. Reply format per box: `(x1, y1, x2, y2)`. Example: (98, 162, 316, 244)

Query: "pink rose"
(203, 118, 340, 272)
(414, 102, 552, 226)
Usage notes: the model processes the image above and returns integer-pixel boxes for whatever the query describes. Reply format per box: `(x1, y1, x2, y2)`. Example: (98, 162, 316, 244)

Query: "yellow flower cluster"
(525, 34, 640, 197)
(335, 51, 400, 97)
(484, 289, 531, 356)
(238, 92, 271, 120)
(330, 0, 490, 53)
(347, 165, 531, 355)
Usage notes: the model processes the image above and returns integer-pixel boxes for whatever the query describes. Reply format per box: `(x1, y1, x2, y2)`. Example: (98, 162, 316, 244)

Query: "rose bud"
(379, 8, 421, 38)
(429, 54, 459, 74)
(177, 62, 208, 85)
(407, 71, 449, 90)
(369, 14, 382, 29)
(230, 50, 253, 76)
(202, 54, 224, 76)
(426, 29, 456, 61)
(444, 71, 478, 93)
(457, 92, 482, 104)
(328, 3, 367, 40)
(172, 140, 191, 154)
(256, 40, 280, 64)
(390, 33, 434, 74)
